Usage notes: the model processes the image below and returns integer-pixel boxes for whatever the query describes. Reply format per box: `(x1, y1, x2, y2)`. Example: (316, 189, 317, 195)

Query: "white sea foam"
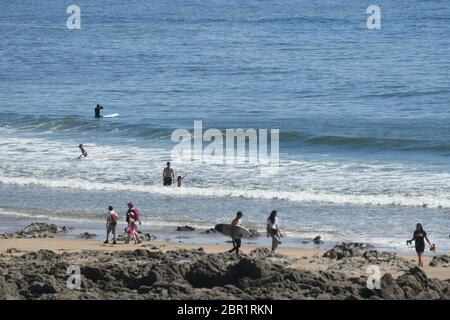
(2, 127, 450, 209)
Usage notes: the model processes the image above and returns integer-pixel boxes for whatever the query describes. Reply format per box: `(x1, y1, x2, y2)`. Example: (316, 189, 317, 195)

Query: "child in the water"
(176, 175, 186, 187)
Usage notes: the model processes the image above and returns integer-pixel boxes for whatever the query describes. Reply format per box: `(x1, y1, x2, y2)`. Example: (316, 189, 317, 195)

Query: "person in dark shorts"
(228, 211, 243, 256)
(407, 223, 432, 268)
(163, 162, 175, 186)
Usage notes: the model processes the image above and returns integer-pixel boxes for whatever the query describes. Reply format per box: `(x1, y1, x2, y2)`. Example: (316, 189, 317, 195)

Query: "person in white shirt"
(104, 206, 119, 244)
(266, 210, 283, 254)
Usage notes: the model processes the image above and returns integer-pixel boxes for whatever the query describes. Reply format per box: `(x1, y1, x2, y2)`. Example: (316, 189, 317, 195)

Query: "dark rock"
(185, 255, 228, 288)
(323, 242, 374, 260)
(128, 270, 158, 289)
(79, 232, 97, 240)
(248, 248, 271, 258)
(1, 245, 448, 300)
(28, 281, 57, 295)
(0, 276, 18, 299)
(22, 223, 70, 234)
(81, 266, 107, 282)
(22, 250, 58, 261)
(139, 232, 157, 241)
(396, 267, 431, 298)
(2, 223, 72, 239)
(177, 225, 196, 232)
(226, 258, 270, 282)
(313, 236, 323, 244)
(380, 273, 404, 299)
(429, 255, 450, 267)
(6, 248, 23, 254)
(199, 228, 216, 235)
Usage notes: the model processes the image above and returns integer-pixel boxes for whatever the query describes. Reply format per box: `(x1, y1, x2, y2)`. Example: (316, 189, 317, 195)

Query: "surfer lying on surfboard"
(228, 211, 243, 256)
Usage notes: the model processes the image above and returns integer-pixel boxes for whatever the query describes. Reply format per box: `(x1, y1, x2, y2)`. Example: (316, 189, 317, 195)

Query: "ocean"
(0, 0, 449, 251)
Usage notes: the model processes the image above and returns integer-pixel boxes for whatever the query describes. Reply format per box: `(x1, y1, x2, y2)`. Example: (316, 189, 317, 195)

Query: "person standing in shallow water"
(267, 210, 283, 254)
(94, 104, 103, 118)
(407, 223, 433, 268)
(163, 162, 175, 186)
(228, 211, 243, 256)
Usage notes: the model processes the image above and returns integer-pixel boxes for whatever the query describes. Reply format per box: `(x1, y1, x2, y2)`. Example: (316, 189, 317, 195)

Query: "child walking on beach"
(267, 210, 283, 254)
(228, 211, 243, 256)
(104, 206, 118, 244)
(125, 202, 141, 244)
(127, 210, 141, 244)
(407, 223, 433, 268)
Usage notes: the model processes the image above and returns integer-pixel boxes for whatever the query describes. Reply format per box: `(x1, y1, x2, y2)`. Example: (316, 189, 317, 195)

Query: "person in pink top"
(127, 210, 141, 244)
(125, 202, 142, 244)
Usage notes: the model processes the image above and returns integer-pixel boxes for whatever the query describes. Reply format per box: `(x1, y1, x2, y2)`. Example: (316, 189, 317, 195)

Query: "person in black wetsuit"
(95, 104, 103, 118)
(407, 223, 432, 268)
(78, 144, 88, 158)
(227, 211, 243, 256)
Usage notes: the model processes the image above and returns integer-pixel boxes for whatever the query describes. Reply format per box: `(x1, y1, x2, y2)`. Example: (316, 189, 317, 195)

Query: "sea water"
(0, 0, 449, 251)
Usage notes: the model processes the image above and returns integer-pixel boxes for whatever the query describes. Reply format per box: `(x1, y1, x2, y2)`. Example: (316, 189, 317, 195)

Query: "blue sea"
(0, 0, 449, 251)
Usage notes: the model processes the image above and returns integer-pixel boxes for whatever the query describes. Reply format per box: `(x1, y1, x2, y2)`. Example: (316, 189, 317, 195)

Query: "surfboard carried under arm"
(214, 224, 252, 239)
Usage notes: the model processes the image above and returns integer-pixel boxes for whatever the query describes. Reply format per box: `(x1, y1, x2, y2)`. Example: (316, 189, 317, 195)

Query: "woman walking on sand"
(267, 210, 283, 254)
(407, 223, 433, 268)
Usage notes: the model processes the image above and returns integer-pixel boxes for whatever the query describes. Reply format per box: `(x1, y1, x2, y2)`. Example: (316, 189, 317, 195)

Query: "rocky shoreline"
(0, 224, 449, 300)
(0, 245, 449, 300)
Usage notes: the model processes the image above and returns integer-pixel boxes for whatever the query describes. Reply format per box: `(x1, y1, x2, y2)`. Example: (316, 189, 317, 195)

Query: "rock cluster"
(0, 247, 448, 300)
(323, 242, 375, 260)
(429, 255, 450, 268)
(0, 223, 71, 239)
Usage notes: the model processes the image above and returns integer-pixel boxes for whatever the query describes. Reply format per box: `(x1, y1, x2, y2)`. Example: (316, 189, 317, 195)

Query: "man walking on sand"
(104, 206, 118, 244)
(163, 161, 175, 186)
(228, 211, 243, 256)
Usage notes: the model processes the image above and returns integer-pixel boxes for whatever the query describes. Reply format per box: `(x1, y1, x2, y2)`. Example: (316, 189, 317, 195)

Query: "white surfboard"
(103, 113, 119, 118)
(214, 224, 252, 239)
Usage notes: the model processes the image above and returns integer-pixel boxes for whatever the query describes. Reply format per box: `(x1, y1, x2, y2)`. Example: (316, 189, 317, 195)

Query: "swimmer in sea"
(78, 144, 88, 158)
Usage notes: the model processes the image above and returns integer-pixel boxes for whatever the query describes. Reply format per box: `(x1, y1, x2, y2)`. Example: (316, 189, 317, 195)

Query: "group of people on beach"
(100, 187, 436, 267)
(103, 204, 284, 256)
(104, 202, 142, 245)
(227, 210, 283, 256)
(100, 175, 435, 265)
